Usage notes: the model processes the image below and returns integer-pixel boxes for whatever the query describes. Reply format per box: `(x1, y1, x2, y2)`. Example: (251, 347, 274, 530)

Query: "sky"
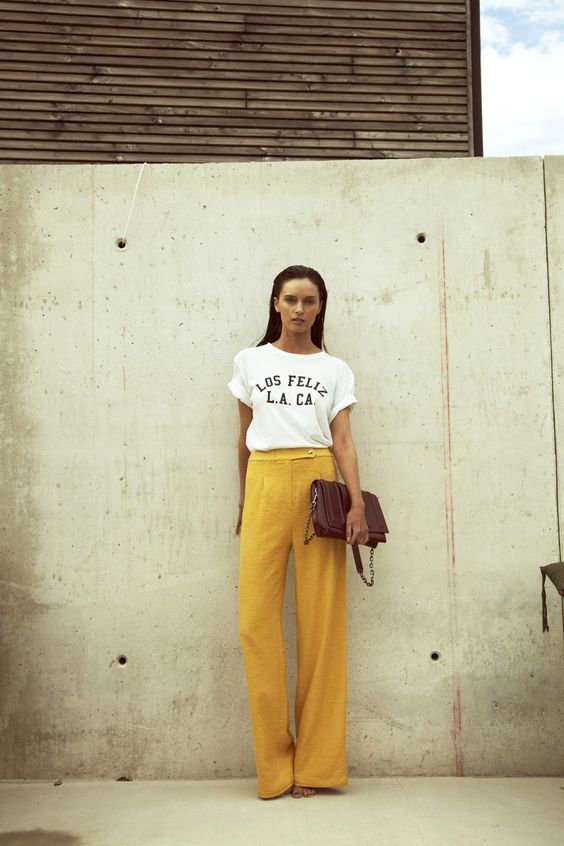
(479, 0, 564, 155)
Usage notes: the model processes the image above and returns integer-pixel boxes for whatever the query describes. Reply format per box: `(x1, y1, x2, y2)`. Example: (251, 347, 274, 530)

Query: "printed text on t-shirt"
(255, 373, 328, 406)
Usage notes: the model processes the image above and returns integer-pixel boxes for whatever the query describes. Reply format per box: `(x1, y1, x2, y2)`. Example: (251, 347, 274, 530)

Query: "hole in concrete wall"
(116, 237, 128, 250)
(417, 233, 427, 243)
(117, 654, 128, 665)
(430, 651, 440, 661)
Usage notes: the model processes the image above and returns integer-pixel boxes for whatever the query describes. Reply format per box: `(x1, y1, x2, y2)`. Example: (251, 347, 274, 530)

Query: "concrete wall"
(1, 156, 563, 780)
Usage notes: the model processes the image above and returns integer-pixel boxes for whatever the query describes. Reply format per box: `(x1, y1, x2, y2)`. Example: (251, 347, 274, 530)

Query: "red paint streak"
(439, 233, 457, 576)
(438, 230, 463, 775)
(452, 685, 464, 775)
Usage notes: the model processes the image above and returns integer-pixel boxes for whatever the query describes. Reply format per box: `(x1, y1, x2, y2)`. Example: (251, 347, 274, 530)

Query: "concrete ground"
(0, 777, 562, 845)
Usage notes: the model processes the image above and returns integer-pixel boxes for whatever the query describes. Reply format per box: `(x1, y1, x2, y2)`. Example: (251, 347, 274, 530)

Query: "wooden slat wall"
(0, 0, 483, 163)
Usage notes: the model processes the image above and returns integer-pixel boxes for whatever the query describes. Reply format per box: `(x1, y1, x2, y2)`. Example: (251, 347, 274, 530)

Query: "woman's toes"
(292, 785, 317, 797)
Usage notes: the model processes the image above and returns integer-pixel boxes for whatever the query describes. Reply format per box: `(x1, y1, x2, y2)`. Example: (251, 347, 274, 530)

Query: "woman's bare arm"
(330, 408, 369, 545)
(235, 400, 253, 534)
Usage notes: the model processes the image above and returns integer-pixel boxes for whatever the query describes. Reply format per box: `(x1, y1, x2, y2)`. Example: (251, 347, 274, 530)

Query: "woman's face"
(273, 278, 322, 336)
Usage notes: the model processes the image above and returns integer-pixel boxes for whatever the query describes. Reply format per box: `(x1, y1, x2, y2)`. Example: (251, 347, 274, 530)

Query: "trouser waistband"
(249, 447, 333, 461)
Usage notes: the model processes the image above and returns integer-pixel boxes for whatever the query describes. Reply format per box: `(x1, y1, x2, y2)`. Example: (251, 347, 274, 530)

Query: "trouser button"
(307, 448, 314, 455)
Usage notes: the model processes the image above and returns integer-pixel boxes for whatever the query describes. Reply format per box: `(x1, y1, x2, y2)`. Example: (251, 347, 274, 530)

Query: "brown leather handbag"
(304, 479, 389, 587)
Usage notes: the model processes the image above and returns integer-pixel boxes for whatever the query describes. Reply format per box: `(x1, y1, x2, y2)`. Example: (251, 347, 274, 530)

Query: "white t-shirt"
(228, 342, 357, 451)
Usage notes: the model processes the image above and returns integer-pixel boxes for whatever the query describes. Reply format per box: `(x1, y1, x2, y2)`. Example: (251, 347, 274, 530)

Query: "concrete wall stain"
(0, 167, 44, 585)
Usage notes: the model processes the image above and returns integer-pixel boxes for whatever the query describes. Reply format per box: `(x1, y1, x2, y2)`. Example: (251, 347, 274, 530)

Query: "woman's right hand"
(235, 502, 244, 534)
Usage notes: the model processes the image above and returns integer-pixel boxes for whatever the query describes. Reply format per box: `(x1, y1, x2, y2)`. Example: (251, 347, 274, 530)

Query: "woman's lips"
(293, 319, 304, 323)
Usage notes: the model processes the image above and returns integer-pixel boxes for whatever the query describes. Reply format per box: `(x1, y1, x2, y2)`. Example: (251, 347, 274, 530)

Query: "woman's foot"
(292, 785, 317, 797)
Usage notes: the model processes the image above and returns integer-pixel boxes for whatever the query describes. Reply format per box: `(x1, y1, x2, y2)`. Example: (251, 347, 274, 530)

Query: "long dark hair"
(254, 265, 329, 353)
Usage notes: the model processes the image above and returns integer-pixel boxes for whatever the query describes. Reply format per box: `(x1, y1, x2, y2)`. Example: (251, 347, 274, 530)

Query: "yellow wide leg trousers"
(238, 446, 348, 799)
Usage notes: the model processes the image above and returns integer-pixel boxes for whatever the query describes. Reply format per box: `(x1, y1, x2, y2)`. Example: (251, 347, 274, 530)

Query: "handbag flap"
(314, 479, 389, 538)
(318, 479, 348, 529)
(363, 490, 389, 534)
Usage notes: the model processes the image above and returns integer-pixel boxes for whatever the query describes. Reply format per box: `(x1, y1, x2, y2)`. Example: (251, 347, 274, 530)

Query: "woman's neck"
(271, 333, 321, 354)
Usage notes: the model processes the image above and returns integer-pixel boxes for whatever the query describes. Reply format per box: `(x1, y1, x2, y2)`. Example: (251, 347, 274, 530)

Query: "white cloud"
(481, 0, 530, 6)
(482, 0, 561, 13)
(480, 14, 511, 48)
(481, 0, 564, 26)
(481, 30, 564, 155)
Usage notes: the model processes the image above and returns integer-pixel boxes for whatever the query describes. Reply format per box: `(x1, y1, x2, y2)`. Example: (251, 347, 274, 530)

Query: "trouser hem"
(258, 781, 294, 800)
(293, 778, 348, 788)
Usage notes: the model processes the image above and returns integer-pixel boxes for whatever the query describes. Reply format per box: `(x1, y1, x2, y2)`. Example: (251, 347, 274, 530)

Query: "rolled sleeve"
(329, 360, 357, 423)
(228, 352, 252, 407)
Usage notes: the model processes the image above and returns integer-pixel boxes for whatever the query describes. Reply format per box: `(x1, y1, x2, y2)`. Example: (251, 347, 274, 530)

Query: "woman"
(228, 264, 369, 800)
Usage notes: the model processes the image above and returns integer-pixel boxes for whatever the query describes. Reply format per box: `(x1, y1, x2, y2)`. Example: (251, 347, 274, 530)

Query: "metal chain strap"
(304, 488, 318, 545)
(360, 546, 375, 587)
(304, 487, 376, 587)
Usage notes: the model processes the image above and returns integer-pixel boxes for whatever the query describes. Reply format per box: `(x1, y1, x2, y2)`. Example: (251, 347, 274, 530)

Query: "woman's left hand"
(346, 503, 369, 545)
